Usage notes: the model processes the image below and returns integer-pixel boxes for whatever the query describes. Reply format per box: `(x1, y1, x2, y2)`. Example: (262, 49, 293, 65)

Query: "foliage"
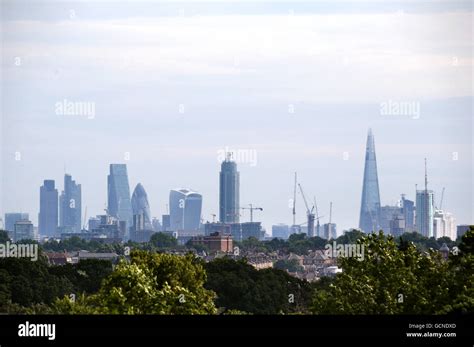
(274, 259, 304, 273)
(51, 250, 216, 314)
(0, 230, 10, 243)
(312, 230, 473, 314)
(205, 257, 313, 314)
(42, 236, 123, 254)
(149, 232, 178, 249)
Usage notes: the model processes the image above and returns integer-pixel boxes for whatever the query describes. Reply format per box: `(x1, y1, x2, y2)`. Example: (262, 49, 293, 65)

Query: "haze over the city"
(1, 0, 472, 234)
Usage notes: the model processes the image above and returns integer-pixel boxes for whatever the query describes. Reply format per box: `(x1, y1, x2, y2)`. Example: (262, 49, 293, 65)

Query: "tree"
(312, 231, 454, 314)
(274, 259, 304, 273)
(149, 232, 178, 249)
(205, 257, 313, 314)
(0, 230, 10, 243)
(51, 250, 216, 314)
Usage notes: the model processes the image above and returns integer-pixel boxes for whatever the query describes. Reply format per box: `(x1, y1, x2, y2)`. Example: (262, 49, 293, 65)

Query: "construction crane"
(292, 172, 297, 226)
(240, 204, 263, 222)
(298, 183, 315, 237)
(313, 197, 324, 238)
(439, 187, 445, 210)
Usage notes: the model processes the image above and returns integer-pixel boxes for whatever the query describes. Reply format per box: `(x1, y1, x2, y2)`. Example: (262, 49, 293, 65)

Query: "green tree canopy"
(51, 250, 216, 314)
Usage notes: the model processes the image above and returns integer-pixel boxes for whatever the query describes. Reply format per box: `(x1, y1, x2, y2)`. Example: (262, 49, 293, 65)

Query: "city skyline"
(1, 1, 472, 233)
(0, 129, 469, 239)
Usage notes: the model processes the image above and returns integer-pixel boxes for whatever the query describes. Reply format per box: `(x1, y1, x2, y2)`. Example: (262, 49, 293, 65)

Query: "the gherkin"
(359, 128, 381, 233)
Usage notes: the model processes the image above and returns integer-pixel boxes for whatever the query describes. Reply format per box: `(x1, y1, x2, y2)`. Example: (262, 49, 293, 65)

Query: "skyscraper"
(39, 180, 58, 237)
(14, 219, 34, 242)
(401, 195, 415, 232)
(59, 174, 82, 233)
(5, 213, 29, 233)
(107, 164, 133, 234)
(131, 183, 152, 230)
(359, 128, 381, 233)
(415, 159, 435, 238)
(219, 153, 240, 223)
(169, 188, 202, 231)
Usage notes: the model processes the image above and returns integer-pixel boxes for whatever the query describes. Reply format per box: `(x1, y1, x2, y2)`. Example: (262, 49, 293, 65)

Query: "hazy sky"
(1, 0, 473, 235)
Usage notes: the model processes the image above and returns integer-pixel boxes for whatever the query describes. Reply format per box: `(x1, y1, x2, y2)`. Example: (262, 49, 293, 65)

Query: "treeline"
(236, 229, 460, 255)
(0, 228, 472, 314)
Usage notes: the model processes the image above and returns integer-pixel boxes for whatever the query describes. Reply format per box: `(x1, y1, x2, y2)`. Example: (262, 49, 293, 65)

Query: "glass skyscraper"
(359, 129, 381, 233)
(131, 183, 152, 230)
(39, 179, 58, 237)
(415, 160, 435, 238)
(416, 190, 434, 237)
(169, 188, 202, 231)
(219, 153, 240, 223)
(60, 174, 82, 233)
(107, 164, 133, 234)
(4, 213, 29, 240)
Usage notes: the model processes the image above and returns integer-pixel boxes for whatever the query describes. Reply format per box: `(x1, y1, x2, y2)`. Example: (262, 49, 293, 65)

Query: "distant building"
(62, 215, 124, 243)
(108, 164, 133, 237)
(59, 174, 82, 233)
(389, 214, 406, 237)
(323, 223, 337, 240)
(230, 222, 264, 241)
(190, 232, 233, 254)
(272, 224, 290, 239)
(152, 217, 161, 232)
(359, 129, 381, 233)
(5, 213, 29, 239)
(14, 219, 34, 242)
(457, 225, 471, 238)
(39, 180, 58, 237)
(433, 210, 456, 240)
(88, 217, 100, 231)
(161, 214, 170, 231)
(401, 195, 415, 232)
(219, 153, 240, 223)
(379, 205, 401, 234)
(416, 189, 435, 238)
(169, 188, 202, 232)
(131, 183, 152, 230)
(415, 160, 435, 238)
(204, 222, 232, 236)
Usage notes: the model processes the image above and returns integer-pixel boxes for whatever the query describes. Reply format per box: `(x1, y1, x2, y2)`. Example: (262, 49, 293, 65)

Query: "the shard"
(359, 128, 381, 233)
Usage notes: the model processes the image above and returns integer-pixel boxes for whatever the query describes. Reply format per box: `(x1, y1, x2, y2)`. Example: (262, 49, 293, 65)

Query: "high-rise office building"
(379, 205, 401, 234)
(169, 188, 202, 231)
(39, 180, 58, 237)
(107, 164, 133, 233)
(272, 224, 290, 239)
(457, 225, 471, 238)
(401, 195, 415, 232)
(131, 183, 152, 230)
(5, 213, 29, 233)
(415, 159, 434, 238)
(219, 153, 240, 223)
(161, 214, 170, 231)
(433, 210, 456, 240)
(59, 174, 82, 233)
(359, 129, 381, 233)
(14, 219, 34, 242)
(323, 223, 337, 240)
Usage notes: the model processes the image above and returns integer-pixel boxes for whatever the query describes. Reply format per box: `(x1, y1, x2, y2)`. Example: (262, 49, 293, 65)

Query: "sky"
(1, 0, 473, 235)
